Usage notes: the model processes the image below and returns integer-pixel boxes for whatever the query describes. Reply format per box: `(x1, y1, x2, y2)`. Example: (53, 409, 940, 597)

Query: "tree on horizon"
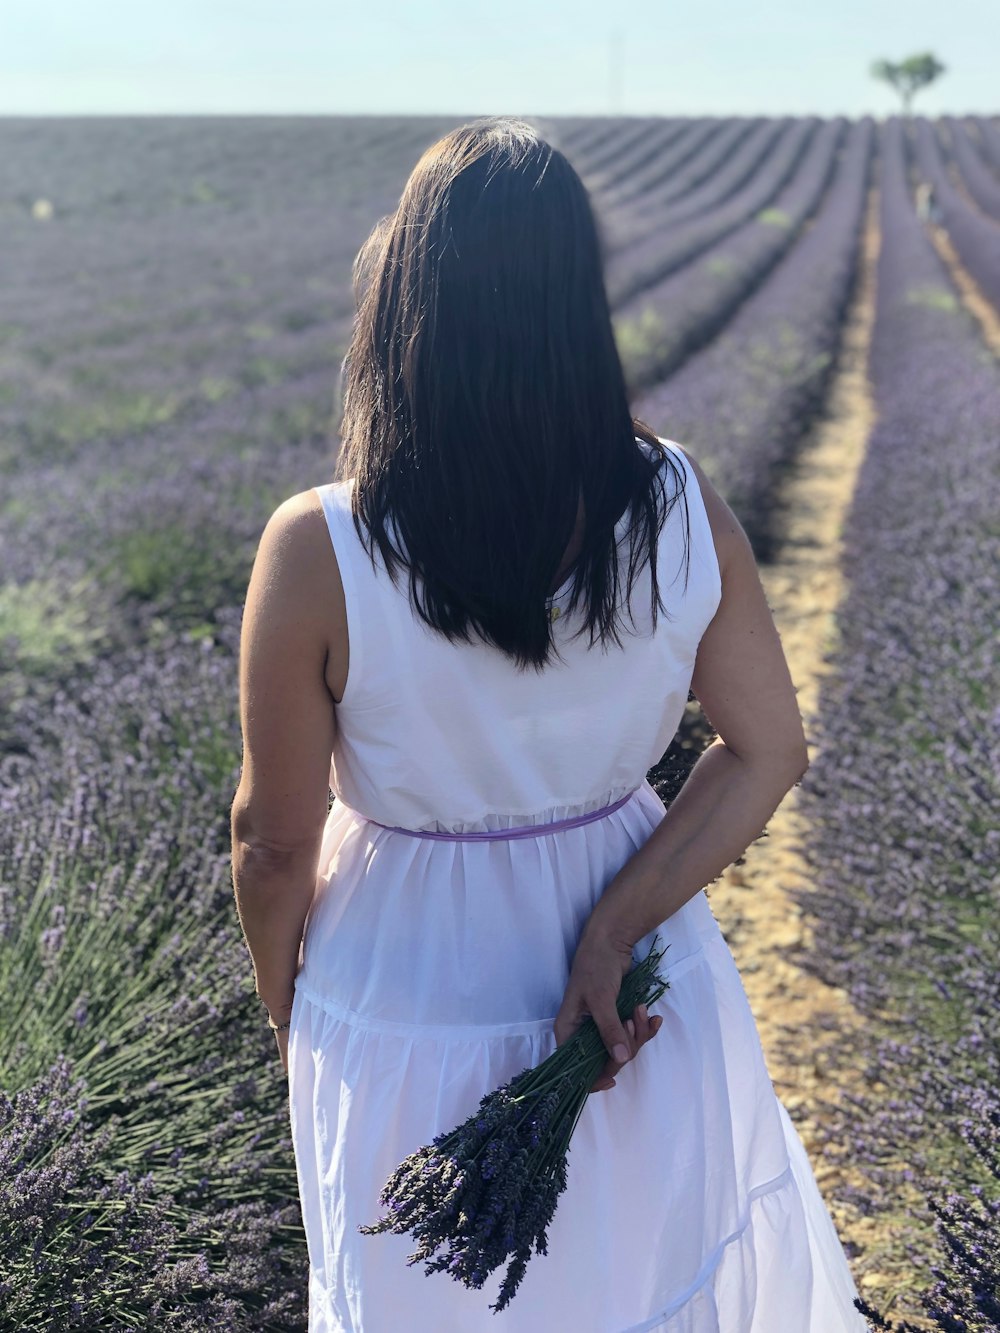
(871, 53, 946, 115)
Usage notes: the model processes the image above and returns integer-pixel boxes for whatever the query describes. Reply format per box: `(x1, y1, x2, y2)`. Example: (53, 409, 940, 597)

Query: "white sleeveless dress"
(287, 437, 866, 1331)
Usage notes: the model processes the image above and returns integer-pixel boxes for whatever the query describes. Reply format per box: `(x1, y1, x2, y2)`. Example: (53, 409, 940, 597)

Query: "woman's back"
(313, 436, 721, 835)
(296, 433, 726, 1038)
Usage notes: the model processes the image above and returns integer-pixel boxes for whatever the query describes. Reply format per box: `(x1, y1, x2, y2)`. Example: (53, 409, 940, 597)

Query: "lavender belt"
(364, 788, 639, 842)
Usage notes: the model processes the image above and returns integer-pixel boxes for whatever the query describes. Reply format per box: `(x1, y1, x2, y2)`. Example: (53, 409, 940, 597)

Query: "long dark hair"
(334, 114, 690, 671)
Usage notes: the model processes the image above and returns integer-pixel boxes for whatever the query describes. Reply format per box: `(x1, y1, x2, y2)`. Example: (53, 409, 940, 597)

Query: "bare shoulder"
(263, 489, 341, 586)
(668, 442, 747, 580)
(251, 489, 345, 630)
(267, 486, 327, 534)
(254, 488, 349, 699)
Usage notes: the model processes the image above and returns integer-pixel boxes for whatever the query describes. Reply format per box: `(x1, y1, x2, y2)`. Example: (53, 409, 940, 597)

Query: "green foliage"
(33, 387, 183, 458)
(612, 306, 669, 376)
(183, 176, 223, 205)
(756, 207, 792, 228)
(870, 53, 946, 113)
(198, 374, 238, 404)
(703, 254, 738, 278)
(745, 321, 832, 381)
(95, 521, 256, 626)
(239, 356, 287, 389)
(266, 396, 335, 447)
(905, 283, 959, 312)
(281, 308, 324, 333)
(0, 576, 109, 676)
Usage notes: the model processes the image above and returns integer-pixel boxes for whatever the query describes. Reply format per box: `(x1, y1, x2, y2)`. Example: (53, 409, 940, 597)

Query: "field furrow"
(632, 118, 873, 548)
(611, 118, 841, 389)
(941, 115, 1000, 220)
(607, 118, 821, 306)
(911, 115, 1000, 313)
(794, 115, 1000, 1330)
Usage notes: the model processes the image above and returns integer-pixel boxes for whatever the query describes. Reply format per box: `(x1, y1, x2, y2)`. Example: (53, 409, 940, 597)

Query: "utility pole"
(608, 27, 624, 115)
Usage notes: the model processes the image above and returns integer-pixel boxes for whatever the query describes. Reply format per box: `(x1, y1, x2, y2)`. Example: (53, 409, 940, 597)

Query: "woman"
(231, 116, 866, 1331)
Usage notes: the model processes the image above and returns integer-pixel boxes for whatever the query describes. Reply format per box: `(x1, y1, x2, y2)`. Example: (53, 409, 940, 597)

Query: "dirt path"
(710, 184, 879, 1096)
(705, 186, 937, 1327)
(927, 222, 1000, 357)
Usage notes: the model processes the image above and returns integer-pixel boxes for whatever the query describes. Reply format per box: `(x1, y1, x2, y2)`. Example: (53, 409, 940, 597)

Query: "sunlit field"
(1, 113, 997, 1330)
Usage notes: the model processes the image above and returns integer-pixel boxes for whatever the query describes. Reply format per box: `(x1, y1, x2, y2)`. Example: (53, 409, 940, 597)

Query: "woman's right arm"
(553, 446, 810, 1088)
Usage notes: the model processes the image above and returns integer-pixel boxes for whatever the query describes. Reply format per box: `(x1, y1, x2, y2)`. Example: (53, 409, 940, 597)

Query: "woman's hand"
(265, 996, 295, 1078)
(553, 926, 663, 1093)
(264, 958, 302, 1079)
(275, 1027, 290, 1077)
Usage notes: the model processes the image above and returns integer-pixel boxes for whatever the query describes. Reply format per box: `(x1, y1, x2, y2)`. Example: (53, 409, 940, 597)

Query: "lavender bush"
(969, 114, 1000, 178)
(602, 117, 779, 254)
(0, 1055, 301, 1331)
(612, 118, 843, 391)
(634, 118, 873, 549)
(910, 116, 1000, 313)
(793, 117, 1000, 1328)
(940, 116, 1000, 221)
(606, 118, 818, 307)
(0, 614, 309, 1329)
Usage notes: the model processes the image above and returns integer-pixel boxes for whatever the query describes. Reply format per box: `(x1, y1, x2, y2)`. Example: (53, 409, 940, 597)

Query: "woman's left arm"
(231, 492, 339, 1041)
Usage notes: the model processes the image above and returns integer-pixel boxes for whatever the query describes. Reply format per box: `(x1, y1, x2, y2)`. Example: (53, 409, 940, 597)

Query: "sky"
(3, 0, 997, 119)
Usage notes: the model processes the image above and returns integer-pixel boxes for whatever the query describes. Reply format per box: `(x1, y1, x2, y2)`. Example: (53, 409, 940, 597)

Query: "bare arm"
(583, 446, 809, 947)
(231, 492, 339, 1036)
(554, 446, 809, 1089)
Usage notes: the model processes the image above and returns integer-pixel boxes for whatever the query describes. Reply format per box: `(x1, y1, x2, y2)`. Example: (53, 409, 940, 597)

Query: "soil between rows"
(703, 185, 938, 1329)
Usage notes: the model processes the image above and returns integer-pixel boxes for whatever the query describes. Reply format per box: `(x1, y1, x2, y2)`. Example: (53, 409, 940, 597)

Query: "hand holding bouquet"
(358, 936, 669, 1313)
(554, 921, 665, 1095)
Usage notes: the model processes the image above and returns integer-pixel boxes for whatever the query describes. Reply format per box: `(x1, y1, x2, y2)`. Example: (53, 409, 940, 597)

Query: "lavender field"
(1, 113, 998, 1330)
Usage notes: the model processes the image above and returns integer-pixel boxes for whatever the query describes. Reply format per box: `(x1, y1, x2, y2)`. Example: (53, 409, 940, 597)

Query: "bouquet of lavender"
(358, 935, 670, 1314)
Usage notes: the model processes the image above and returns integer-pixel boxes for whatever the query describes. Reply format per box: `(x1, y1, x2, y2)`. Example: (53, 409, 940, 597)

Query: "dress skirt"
(287, 781, 866, 1331)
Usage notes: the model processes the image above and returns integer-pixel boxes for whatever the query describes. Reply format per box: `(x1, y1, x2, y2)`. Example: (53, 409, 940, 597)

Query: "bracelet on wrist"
(257, 990, 293, 1032)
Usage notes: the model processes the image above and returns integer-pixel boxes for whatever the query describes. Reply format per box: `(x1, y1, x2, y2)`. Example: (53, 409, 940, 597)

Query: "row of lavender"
(611, 119, 847, 389)
(0, 114, 856, 743)
(794, 118, 999, 1330)
(0, 607, 314, 1327)
(634, 118, 873, 550)
(0, 115, 853, 488)
(911, 117, 1000, 315)
(4, 114, 991, 498)
(940, 116, 1000, 220)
